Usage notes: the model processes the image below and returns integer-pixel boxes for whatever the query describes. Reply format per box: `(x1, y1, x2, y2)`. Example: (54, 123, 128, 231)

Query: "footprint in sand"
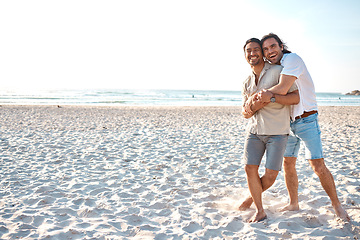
(304, 216, 323, 228)
(182, 221, 202, 233)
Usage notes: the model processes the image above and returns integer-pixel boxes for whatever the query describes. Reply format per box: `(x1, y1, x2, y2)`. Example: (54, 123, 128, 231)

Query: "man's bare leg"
(309, 158, 350, 221)
(280, 157, 299, 211)
(239, 168, 279, 211)
(238, 197, 253, 211)
(245, 165, 267, 222)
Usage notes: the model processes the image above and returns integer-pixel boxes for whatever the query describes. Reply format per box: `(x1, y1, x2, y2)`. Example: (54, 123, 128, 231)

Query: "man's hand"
(242, 98, 254, 117)
(242, 92, 268, 118)
(257, 90, 274, 103)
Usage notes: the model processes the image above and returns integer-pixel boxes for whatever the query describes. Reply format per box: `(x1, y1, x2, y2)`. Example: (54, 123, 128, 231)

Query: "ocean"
(0, 89, 359, 106)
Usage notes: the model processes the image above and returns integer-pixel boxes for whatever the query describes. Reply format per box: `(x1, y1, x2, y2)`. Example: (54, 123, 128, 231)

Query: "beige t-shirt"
(242, 62, 298, 135)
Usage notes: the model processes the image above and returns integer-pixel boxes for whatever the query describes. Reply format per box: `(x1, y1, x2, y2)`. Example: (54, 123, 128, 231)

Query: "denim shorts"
(243, 133, 288, 171)
(284, 113, 324, 160)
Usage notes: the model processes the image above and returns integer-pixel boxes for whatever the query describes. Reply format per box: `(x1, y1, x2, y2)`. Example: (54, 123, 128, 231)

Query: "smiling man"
(240, 38, 299, 222)
(257, 33, 350, 221)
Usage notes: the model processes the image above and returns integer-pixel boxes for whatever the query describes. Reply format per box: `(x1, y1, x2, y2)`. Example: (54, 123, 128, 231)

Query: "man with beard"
(241, 38, 299, 222)
(241, 33, 350, 222)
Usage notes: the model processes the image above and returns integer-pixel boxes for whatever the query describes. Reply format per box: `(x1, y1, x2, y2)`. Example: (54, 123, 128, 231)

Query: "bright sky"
(1, 0, 359, 93)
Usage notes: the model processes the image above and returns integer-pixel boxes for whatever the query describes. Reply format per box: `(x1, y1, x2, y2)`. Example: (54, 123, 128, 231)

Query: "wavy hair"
(261, 33, 291, 54)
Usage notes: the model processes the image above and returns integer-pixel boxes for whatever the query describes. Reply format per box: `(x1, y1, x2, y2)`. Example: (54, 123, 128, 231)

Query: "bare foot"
(238, 197, 253, 211)
(279, 203, 299, 212)
(248, 210, 267, 223)
(333, 204, 351, 222)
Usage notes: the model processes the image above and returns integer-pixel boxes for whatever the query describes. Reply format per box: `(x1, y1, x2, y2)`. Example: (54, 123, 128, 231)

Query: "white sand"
(0, 105, 359, 239)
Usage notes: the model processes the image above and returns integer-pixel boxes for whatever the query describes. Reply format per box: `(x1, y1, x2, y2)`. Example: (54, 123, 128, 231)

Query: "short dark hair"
(243, 38, 262, 51)
(261, 33, 291, 53)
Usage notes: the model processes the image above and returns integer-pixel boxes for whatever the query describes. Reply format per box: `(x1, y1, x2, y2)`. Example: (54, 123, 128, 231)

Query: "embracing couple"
(240, 33, 350, 223)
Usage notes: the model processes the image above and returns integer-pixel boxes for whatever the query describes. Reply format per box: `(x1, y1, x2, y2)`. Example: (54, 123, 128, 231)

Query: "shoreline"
(1, 89, 360, 107)
(0, 106, 359, 239)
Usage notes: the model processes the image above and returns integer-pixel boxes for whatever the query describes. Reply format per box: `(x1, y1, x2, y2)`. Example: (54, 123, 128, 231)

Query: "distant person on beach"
(241, 38, 300, 222)
(242, 33, 350, 221)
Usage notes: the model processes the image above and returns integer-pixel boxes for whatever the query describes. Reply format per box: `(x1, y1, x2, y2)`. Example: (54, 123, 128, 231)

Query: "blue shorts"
(284, 113, 324, 160)
(243, 133, 288, 171)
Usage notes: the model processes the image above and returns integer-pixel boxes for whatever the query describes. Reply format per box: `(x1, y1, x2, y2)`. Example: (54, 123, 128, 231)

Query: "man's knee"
(245, 164, 259, 175)
(264, 168, 279, 182)
(283, 157, 297, 170)
(309, 158, 328, 176)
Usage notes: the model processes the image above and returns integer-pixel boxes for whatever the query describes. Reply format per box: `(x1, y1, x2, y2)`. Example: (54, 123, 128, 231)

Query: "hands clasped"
(243, 90, 274, 116)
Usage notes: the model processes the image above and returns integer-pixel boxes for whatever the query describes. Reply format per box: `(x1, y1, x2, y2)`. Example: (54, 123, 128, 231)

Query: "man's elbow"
(290, 95, 300, 105)
(292, 90, 300, 104)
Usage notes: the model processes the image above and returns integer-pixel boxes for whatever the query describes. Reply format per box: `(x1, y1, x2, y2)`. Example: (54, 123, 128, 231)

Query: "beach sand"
(0, 105, 359, 239)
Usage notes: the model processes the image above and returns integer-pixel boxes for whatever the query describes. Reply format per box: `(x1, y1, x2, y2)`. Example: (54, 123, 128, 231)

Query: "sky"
(1, 0, 360, 93)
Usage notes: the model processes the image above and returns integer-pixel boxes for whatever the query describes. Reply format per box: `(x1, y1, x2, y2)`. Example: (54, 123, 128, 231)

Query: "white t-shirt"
(281, 53, 318, 120)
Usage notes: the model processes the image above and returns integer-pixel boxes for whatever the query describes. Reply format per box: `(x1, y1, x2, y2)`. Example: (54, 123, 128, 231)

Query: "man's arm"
(259, 89, 300, 105)
(257, 74, 297, 102)
(242, 93, 267, 119)
(266, 74, 297, 95)
(243, 88, 299, 118)
(242, 73, 299, 118)
(273, 89, 300, 105)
